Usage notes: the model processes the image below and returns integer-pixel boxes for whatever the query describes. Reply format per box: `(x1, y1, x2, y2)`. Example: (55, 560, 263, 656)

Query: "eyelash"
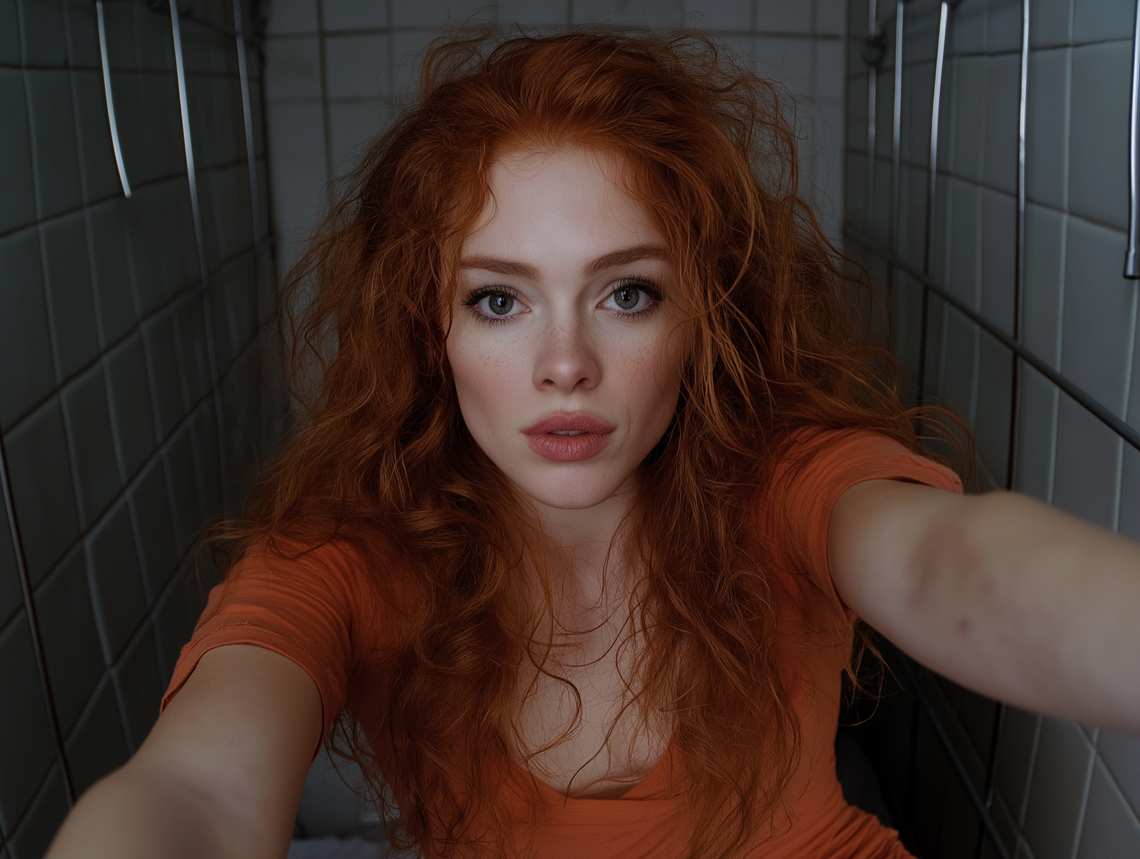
(462, 279, 664, 324)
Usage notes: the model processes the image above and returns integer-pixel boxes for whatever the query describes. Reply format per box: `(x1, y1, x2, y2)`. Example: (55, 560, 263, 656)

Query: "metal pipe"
(866, 0, 879, 232)
(169, 0, 232, 497)
(96, 0, 131, 198)
(0, 439, 76, 806)
(890, 0, 905, 248)
(1126, 0, 1140, 277)
(848, 226, 1140, 454)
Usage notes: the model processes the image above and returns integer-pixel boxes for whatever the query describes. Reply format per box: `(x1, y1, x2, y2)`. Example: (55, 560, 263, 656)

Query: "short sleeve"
(160, 541, 366, 742)
(762, 429, 964, 615)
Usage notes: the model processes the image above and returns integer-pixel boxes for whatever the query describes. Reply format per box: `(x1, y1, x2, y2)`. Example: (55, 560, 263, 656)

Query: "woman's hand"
(45, 644, 322, 859)
(830, 480, 1140, 733)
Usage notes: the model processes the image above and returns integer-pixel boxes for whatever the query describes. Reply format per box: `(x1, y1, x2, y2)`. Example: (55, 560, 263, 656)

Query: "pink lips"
(522, 413, 614, 462)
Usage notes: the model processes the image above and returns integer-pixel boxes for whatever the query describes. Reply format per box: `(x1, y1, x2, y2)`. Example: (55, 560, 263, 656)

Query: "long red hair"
(229, 29, 940, 859)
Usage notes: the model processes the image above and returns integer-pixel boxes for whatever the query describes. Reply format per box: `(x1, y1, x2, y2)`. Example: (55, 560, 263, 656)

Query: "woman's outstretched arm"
(830, 480, 1140, 733)
(45, 644, 322, 859)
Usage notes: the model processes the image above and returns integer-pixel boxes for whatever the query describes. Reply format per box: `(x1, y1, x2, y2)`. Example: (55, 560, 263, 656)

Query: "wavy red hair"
(226, 29, 948, 859)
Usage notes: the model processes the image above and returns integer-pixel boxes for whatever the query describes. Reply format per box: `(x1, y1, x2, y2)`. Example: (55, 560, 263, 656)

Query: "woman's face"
(446, 148, 686, 515)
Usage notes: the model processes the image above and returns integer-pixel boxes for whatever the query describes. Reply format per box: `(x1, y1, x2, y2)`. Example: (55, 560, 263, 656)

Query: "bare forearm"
(45, 761, 288, 859)
(901, 491, 1140, 731)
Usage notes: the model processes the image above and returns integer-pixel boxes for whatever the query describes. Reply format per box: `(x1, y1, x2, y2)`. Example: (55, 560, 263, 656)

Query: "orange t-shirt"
(163, 429, 962, 858)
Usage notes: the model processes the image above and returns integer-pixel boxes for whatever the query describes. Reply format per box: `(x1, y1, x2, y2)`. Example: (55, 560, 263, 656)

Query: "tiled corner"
(0, 227, 55, 430)
(1061, 216, 1135, 417)
(110, 621, 163, 753)
(104, 332, 158, 481)
(1022, 718, 1096, 859)
(40, 210, 100, 383)
(3, 397, 80, 583)
(24, 68, 83, 220)
(265, 99, 328, 269)
(33, 546, 103, 737)
(949, 55, 987, 184)
(1031, 0, 1073, 48)
(85, 498, 148, 664)
(0, 69, 36, 236)
(5, 764, 67, 859)
(59, 364, 121, 528)
(941, 308, 979, 427)
(1025, 48, 1070, 212)
(0, 611, 56, 837)
(63, 674, 129, 796)
(979, 186, 1016, 335)
(1068, 40, 1130, 231)
(1076, 756, 1140, 858)
(946, 177, 981, 309)
(324, 33, 390, 99)
(263, 36, 323, 102)
(327, 98, 385, 176)
(1051, 393, 1121, 529)
(17, 0, 67, 67)
(1098, 730, 1140, 820)
(982, 53, 1019, 197)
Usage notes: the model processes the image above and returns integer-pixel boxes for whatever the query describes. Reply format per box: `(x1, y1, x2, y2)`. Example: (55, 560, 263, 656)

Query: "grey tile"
(1023, 203, 1065, 368)
(171, 292, 212, 410)
(6, 764, 67, 859)
(815, 38, 845, 102)
(98, 0, 135, 70)
(1119, 444, 1140, 542)
(152, 565, 208, 683)
(110, 621, 163, 753)
(264, 0, 318, 33)
(265, 100, 328, 268)
(124, 181, 199, 316)
(324, 33, 389, 100)
(87, 198, 138, 348)
(990, 789, 1022, 856)
(1013, 363, 1057, 502)
(328, 98, 385, 177)
(1053, 393, 1120, 530)
(900, 61, 932, 170)
(983, 53, 1020, 196)
(980, 187, 1016, 335)
(389, 27, 442, 98)
(815, 0, 845, 36)
(0, 227, 55, 430)
(997, 707, 1042, 824)
(24, 69, 83, 220)
(33, 545, 103, 736)
(221, 252, 258, 354)
(391, 0, 497, 26)
(1099, 729, 1140, 819)
(1032, 0, 1073, 48)
(947, 177, 981, 309)
(0, 70, 36, 236)
(133, 2, 174, 72)
(754, 1, 811, 33)
(942, 307, 979, 425)
(64, 675, 129, 795)
(0, 501, 20, 630)
(105, 333, 158, 481)
(127, 455, 179, 604)
(188, 400, 224, 521)
(1069, 40, 1131, 230)
(41, 210, 100, 383)
(60, 364, 121, 528)
(17, 0, 66, 66)
(953, 0, 987, 55)
(974, 329, 1013, 486)
(754, 35, 816, 99)
(1023, 717, 1096, 859)
(204, 164, 253, 268)
(1072, 0, 1134, 46)
(950, 55, 986, 183)
(141, 312, 186, 443)
(1026, 48, 1070, 212)
(0, 0, 20, 65)
(321, 0, 387, 29)
(85, 497, 148, 663)
(0, 611, 56, 836)
(496, 0, 569, 27)
(62, 0, 99, 68)
(1061, 216, 1134, 416)
(1077, 756, 1140, 858)
(986, 0, 1023, 53)
(3, 397, 80, 582)
(72, 69, 122, 205)
(163, 425, 204, 556)
(263, 35, 322, 101)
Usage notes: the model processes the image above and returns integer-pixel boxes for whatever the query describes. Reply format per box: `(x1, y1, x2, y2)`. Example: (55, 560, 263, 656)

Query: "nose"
(532, 316, 600, 393)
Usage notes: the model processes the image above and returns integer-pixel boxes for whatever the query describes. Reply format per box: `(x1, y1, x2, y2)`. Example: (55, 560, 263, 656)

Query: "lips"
(522, 413, 614, 462)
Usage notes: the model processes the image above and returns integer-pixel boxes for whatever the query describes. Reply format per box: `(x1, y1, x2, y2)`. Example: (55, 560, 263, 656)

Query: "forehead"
(462, 147, 664, 256)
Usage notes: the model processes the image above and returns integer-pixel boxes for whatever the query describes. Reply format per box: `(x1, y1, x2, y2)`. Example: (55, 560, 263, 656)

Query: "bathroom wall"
(845, 0, 1140, 855)
(0, 0, 278, 856)
(259, 0, 850, 276)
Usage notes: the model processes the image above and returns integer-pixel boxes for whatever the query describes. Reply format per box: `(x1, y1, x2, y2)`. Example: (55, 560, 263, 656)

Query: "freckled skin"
(446, 148, 686, 519)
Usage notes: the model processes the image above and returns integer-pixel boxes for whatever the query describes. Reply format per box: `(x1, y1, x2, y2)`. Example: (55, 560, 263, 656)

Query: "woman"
(47, 30, 1140, 859)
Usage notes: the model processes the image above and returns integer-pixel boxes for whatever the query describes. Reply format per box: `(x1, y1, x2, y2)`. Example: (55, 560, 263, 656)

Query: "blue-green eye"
(612, 285, 641, 310)
(603, 279, 662, 315)
(486, 293, 515, 315)
(463, 287, 523, 322)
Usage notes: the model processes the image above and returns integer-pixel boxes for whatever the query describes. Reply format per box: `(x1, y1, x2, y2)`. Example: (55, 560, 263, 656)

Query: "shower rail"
(95, 0, 131, 198)
(1127, 0, 1140, 278)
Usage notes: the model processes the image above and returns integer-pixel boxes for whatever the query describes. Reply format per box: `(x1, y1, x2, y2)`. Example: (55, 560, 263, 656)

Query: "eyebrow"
(459, 244, 670, 280)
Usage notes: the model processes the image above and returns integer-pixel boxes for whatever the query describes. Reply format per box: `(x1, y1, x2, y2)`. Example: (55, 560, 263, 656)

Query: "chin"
(512, 471, 631, 512)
